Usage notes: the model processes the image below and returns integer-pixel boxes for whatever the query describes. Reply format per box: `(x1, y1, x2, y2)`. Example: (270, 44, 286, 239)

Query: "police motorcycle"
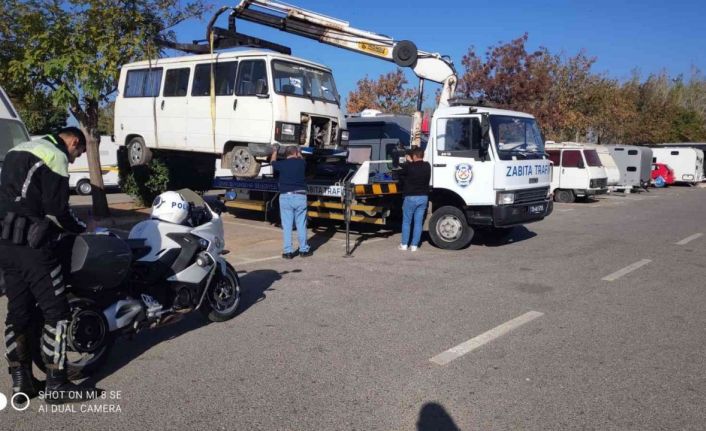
(31, 189, 241, 377)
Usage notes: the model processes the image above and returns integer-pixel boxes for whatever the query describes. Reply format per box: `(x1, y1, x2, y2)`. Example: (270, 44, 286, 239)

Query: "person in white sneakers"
(396, 147, 431, 251)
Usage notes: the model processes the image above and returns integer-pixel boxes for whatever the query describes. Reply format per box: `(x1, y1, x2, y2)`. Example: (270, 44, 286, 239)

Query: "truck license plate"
(528, 204, 545, 215)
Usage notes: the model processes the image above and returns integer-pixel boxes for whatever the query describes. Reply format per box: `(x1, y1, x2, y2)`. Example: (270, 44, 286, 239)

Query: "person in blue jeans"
(271, 145, 312, 259)
(397, 147, 431, 251)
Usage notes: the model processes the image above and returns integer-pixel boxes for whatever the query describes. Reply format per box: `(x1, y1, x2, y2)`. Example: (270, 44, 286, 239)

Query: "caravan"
(607, 145, 653, 191)
(650, 147, 704, 184)
(594, 146, 621, 188)
(545, 142, 608, 203)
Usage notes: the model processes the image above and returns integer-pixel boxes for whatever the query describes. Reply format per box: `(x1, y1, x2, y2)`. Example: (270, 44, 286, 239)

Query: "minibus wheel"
(230, 146, 261, 178)
(127, 137, 153, 167)
(553, 189, 575, 203)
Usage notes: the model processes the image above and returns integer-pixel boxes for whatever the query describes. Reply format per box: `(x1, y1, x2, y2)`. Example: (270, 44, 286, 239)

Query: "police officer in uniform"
(0, 127, 99, 405)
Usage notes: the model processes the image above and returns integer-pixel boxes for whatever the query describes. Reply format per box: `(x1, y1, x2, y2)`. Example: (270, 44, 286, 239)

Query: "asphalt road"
(2, 186, 705, 430)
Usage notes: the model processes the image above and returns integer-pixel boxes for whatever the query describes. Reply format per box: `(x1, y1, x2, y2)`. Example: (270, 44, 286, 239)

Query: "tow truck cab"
(424, 104, 553, 249)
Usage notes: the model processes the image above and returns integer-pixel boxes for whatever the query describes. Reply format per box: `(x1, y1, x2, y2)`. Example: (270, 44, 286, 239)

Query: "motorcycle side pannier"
(70, 234, 132, 291)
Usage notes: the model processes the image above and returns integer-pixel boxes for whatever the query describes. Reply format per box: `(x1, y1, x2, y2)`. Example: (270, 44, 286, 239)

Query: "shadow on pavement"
(471, 226, 537, 247)
(84, 268, 282, 386)
(417, 402, 460, 431)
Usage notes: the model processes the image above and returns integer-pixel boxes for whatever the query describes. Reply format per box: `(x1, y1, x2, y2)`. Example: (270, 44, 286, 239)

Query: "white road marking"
(231, 255, 282, 265)
(429, 311, 544, 366)
(601, 259, 652, 281)
(557, 208, 574, 212)
(675, 233, 703, 245)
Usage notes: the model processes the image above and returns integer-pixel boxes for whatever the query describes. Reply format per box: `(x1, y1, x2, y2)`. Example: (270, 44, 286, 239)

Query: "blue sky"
(172, 0, 705, 107)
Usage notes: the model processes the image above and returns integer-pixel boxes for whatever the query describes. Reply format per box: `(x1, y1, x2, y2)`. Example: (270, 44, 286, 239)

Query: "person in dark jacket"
(0, 127, 99, 405)
(270, 145, 312, 259)
(397, 147, 431, 251)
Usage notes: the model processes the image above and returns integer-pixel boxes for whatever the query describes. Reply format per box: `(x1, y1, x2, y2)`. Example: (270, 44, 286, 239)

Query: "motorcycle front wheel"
(200, 262, 241, 322)
(31, 297, 115, 379)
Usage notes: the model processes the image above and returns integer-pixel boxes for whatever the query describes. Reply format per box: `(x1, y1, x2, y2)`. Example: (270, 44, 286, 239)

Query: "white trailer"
(606, 145, 653, 191)
(545, 142, 608, 203)
(650, 147, 704, 184)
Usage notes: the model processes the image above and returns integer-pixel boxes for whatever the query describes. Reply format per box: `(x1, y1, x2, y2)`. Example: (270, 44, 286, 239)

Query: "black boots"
(43, 366, 102, 405)
(8, 362, 44, 404)
(6, 328, 43, 405)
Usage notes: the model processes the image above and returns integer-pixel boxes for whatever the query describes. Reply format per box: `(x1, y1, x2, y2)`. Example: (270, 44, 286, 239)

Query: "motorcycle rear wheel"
(31, 297, 115, 380)
(200, 263, 241, 322)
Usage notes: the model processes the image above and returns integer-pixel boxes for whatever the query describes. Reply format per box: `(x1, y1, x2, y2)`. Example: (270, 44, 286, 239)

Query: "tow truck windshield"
(491, 115, 545, 160)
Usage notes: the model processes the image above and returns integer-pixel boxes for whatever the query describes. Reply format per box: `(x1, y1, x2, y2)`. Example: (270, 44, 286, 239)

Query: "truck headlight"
(496, 192, 515, 205)
(275, 121, 300, 143)
(340, 129, 349, 144)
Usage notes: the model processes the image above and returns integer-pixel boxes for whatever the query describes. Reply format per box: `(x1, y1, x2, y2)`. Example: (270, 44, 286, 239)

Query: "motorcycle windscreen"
(70, 234, 132, 291)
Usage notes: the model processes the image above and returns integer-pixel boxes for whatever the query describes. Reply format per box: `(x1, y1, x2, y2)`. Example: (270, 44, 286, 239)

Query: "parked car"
(651, 162, 675, 186)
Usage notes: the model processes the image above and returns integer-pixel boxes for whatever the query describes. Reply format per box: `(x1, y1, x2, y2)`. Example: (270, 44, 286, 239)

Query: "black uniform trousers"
(1, 240, 70, 365)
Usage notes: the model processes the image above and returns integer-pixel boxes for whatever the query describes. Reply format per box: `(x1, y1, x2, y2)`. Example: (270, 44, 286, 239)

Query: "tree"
(457, 34, 601, 142)
(0, 0, 206, 217)
(346, 69, 418, 114)
(6, 86, 68, 135)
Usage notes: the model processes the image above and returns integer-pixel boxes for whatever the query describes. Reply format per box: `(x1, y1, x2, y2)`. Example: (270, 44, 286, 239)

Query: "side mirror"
(479, 116, 490, 151)
(577, 159, 585, 169)
(255, 79, 269, 97)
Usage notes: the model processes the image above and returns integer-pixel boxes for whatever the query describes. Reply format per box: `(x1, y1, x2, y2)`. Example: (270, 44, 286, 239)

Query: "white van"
(0, 86, 31, 176)
(545, 142, 608, 203)
(68, 135, 120, 195)
(651, 146, 704, 184)
(114, 50, 348, 178)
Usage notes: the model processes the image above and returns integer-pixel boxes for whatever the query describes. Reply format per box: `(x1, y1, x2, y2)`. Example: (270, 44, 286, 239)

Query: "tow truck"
(210, 0, 553, 251)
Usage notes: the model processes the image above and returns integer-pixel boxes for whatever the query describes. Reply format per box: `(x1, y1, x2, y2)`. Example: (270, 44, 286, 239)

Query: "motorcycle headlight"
(496, 192, 515, 205)
(196, 251, 213, 267)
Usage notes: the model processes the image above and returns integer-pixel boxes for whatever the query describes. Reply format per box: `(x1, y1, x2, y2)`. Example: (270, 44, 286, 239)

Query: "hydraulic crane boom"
(232, 0, 458, 146)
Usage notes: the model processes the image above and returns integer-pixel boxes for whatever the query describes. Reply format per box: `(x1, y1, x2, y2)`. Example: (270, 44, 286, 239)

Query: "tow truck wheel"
(428, 205, 474, 250)
(554, 189, 575, 203)
(229, 146, 261, 178)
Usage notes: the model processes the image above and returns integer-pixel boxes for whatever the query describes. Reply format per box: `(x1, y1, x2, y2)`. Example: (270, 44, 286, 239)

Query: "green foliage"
(97, 102, 114, 135)
(9, 89, 68, 135)
(118, 149, 215, 207)
(0, 0, 206, 215)
(118, 157, 170, 207)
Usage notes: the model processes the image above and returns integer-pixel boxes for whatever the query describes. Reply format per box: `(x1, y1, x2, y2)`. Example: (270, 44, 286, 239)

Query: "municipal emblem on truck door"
(454, 163, 473, 187)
